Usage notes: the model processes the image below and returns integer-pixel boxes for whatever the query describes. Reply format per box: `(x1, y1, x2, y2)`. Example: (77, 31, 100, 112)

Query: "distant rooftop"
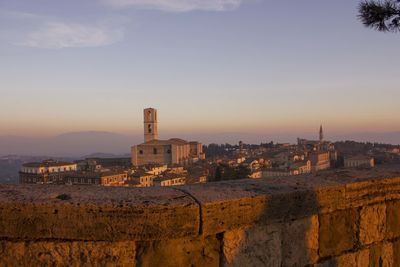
(23, 160, 76, 168)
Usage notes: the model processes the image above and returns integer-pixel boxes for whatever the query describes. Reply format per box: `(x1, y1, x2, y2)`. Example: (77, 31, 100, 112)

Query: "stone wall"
(1, 166, 400, 266)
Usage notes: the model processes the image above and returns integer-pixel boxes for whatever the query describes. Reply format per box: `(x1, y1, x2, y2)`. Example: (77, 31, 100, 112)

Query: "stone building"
(344, 156, 375, 168)
(309, 151, 330, 172)
(153, 173, 186, 187)
(66, 171, 128, 186)
(131, 108, 205, 166)
(144, 164, 168, 175)
(297, 125, 337, 170)
(263, 160, 311, 177)
(19, 160, 78, 184)
(19, 159, 127, 186)
(129, 170, 155, 187)
(290, 160, 312, 175)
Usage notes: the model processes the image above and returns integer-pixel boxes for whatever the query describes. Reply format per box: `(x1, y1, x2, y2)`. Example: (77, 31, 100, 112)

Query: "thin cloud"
(101, 0, 244, 12)
(20, 22, 124, 49)
(0, 9, 44, 20)
(0, 9, 126, 49)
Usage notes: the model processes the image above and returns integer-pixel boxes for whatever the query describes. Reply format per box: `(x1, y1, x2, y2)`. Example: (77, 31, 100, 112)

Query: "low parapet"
(1, 165, 400, 266)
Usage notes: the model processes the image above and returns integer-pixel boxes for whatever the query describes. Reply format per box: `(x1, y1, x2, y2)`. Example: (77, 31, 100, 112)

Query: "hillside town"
(16, 108, 400, 188)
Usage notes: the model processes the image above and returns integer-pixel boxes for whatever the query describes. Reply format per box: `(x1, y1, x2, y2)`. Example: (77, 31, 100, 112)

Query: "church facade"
(131, 108, 205, 166)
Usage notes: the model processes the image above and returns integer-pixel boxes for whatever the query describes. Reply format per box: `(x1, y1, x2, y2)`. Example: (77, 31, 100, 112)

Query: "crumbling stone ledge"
(1, 165, 400, 266)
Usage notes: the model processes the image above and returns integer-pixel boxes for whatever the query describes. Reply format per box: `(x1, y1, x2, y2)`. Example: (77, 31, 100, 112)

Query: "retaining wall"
(1, 166, 400, 266)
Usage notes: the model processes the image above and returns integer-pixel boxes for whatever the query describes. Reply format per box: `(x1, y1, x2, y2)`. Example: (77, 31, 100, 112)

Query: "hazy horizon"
(1, 1, 399, 146)
(1, 129, 400, 157)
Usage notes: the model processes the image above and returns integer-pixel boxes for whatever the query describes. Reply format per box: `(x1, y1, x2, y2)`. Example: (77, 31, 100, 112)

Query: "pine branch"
(358, 0, 400, 32)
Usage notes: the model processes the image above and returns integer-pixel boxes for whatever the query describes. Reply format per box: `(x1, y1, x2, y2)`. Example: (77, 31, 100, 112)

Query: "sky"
(0, 0, 399, 143)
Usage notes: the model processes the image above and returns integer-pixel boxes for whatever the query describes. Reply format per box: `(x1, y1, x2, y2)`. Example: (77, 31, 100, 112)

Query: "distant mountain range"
(0, 131, 141, 158)
(0, 131, 399, 157)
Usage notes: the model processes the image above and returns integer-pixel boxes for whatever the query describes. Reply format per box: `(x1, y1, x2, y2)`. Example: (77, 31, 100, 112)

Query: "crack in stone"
(172, 187, 203, 235)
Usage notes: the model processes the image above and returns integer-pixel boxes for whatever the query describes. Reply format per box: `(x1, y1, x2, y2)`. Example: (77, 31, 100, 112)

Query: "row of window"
(22, 166, 75, 174)
(345, 161, 372, 167)
(67, 178, 100, 184)
(138, 149, 172, 155)
(23, 178, 39, 183)
(161, 178, 185, 186)
(103, 176, 125, 184)
(22, 177, 99, 184)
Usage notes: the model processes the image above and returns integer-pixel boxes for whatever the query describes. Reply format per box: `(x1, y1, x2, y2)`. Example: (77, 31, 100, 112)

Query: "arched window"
(153, 148, 158, 154)
(148, 124, 152, 133)
(139, 150, 143, 155)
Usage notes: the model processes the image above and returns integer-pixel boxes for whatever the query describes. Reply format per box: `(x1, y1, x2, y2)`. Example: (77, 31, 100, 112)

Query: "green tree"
(358, 0, 400, 32)
(235, 165, 251, 179)
(215, 165, 223, 181)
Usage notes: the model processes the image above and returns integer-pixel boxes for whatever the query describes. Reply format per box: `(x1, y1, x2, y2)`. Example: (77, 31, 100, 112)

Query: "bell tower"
(319, 124, 324, 142)
(144, 108, 158, 142)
